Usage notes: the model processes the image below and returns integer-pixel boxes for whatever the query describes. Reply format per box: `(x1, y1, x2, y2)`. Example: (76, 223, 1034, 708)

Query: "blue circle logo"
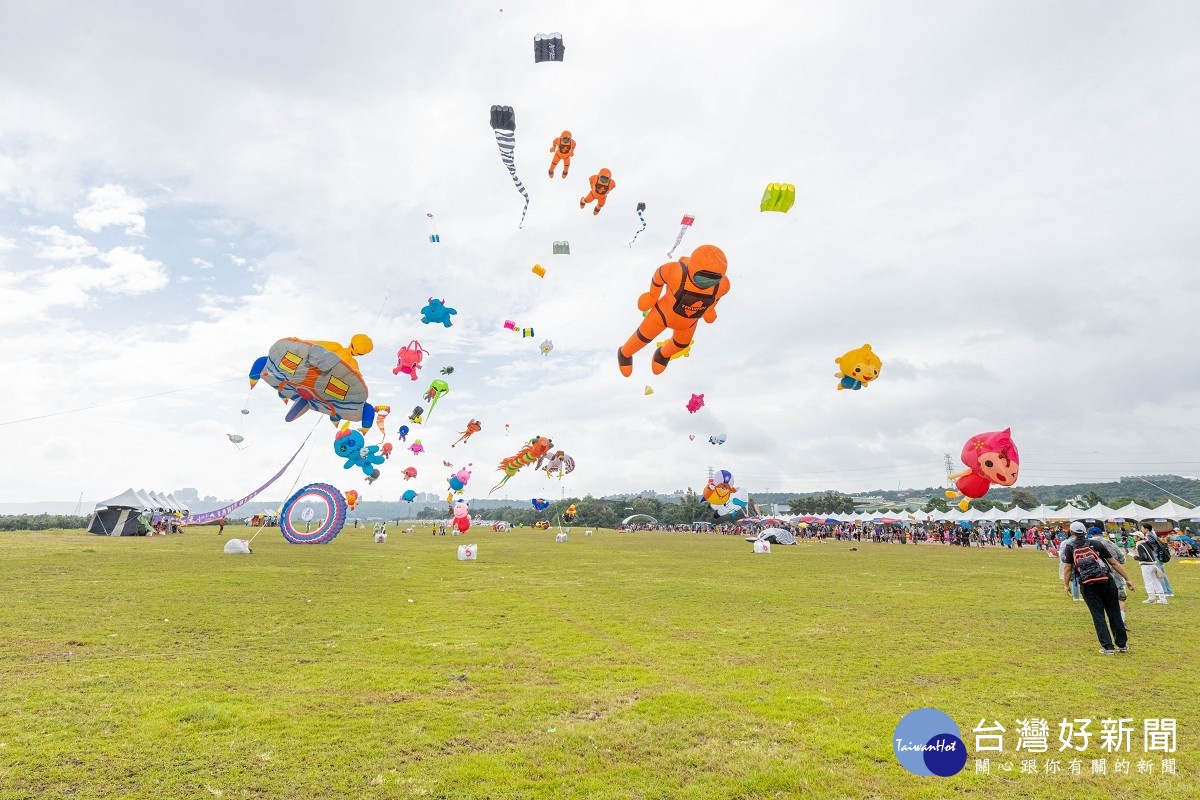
(893, 708, 967, 777)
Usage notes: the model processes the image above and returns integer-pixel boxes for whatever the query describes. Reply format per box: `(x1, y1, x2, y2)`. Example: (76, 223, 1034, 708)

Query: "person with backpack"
(1061, 521, 1138, 655)
(1087, 527, 1128, 626)
(1135, 526, 1169, 604)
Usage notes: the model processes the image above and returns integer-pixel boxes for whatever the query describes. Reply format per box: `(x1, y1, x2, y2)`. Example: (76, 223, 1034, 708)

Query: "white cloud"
(26, 225, 98, 260)
(192, 257, 214, 269)
(73, 183, 147, 234)
(0, 236, 15, 251)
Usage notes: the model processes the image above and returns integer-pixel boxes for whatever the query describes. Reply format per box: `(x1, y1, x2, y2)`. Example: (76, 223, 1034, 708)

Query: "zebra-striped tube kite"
(667, 213, 695, 258)
(489, 105, 529, 228)
(628, 202, 647, 247)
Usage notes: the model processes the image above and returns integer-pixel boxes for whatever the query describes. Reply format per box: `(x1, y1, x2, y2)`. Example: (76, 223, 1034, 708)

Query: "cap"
(1087, 526, 1103, 536)
(1069, 521, 1087, 534)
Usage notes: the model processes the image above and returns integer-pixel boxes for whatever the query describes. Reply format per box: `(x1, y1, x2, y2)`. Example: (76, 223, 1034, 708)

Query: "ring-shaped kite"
(280, 482, 347, 544)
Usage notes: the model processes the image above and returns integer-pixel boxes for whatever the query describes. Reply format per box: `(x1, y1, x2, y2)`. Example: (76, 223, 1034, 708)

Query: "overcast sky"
(2, 1, 1198, 508)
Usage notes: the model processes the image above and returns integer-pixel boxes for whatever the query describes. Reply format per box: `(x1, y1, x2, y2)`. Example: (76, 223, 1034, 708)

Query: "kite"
(452, 499, 472, 534)
(344, 490, 360, 510)
(427, 212, 440, 243)
(617, 244, 730, 377)
(398, 424, 410, 441)
(380, 443, 393, 459)
(409, 406, 424, 424)
(442, 460, 453, 467)
(532, 498, 550, 511)
(440, 366, 454, 375)
(420, 298, 457, 328)
(580, 168, 615, 216)
(409, 440, 425, 456)
(563, 504, 577, 524)
(553, 241, 570, 255)
(708, 434, 727, 445)
(533, 33, 565, 63)
(686, 393, 705, 414)
(488, 105, 529, 228)
(548, 130, 575, 178)
(452, 419, 482, 447)
(532, 264, 546, 278)
(834, 344, 882, 391)
(393, 340, 429, 381)
(401, 489, 417, 503)
(422, 379, 449, 420)
(374, 405, 391, 436)
(402, 466, 417, 480)
(540, 339, 553, 355)
(667, 213, 695, 258)
(703, 470, 748, 517)
(225, 433, 249, 450)
(448, 467, 472, 493)
(279, 483, 347, 545)
(760, 183, 796, 213)
(644, 386, 654, 395)
(247, 334, 376, 428)
(946, 428, 1020, 511)
(656, 338, 691, 360)
(538, 450, 575, 479)
(503, 320, 517, 331)
(491, 435, 554, 493)
(519, 327, 535, 338)
(334, 422, 385, 481)
(628, 202, 647, 247)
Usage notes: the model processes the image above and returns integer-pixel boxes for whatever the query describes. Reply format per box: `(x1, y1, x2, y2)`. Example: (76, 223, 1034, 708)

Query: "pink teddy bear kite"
(946, 428, 1020, 511)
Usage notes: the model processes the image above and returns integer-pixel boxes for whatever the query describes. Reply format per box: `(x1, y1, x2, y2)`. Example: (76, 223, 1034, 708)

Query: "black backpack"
(1072, 541, 1111, 585)
(1156, 539, 1172, 563)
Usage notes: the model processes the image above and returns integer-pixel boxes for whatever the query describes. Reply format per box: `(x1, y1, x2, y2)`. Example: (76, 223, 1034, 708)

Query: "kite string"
(0, 377, 243, 427)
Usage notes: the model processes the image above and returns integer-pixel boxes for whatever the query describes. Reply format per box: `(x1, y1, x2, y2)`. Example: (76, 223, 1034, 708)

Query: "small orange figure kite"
(618, 244, 730, 376)
(580, 168, 615, 216)
(548, 130, 575, 178)
(452, 419, 482, 448)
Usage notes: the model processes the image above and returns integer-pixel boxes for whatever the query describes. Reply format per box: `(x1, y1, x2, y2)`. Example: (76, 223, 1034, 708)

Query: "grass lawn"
(0, 526, 1196, 799)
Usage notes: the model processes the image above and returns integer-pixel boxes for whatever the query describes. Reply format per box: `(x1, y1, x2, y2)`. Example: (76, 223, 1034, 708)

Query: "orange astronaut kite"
(580, 168, 615, 216)
(617, 244, 731, 376)
(451, 419, 482, 448)
(548, 130, 575, 178)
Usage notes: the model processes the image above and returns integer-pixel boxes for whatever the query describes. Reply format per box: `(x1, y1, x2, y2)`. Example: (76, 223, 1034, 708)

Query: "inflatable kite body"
(344, 490, 360, 510)
(426, 212, 440, 243)
(548, 130, 575, 178)
(380, 443, 393, 459)
(618, 244, 730, 377)
(440, 366, 454, 375)
(703, 470, 748, 517)
(489, 105, 529, 228)
(423, 379, 449, 420)
(760, 183, 796, 213)
(409, 406, 424, 424)
(628, 202, 648, 247)
(553, 241, 570, 255)
(420, 299, 457, 328)
(491, 436, 554, 493)
(563, 504, 577, 524)
(393, 340, 429, 381)
(374, 405, 391, 436)
(402, 466, 417, 480)
(708, 433, 727, 445)
(686, 393, 705, 413)
(333, 424, 385, 480)
(532, 498, 550, 511)
(452, 419, 482, 447)
(248, 334, 376, 427)
(401, 489, 417, 503)
(398, 424, 410, 442)
(667, 214, 695, 258)
(538, 450, 575, 479)
(448, 467, 472, 493)
(540, 339, 554, 356)
(409, 440, 425, 456)
(946, 428, 1020, 510)
(452, 499, 472, 533)
(280, 483, 347, 544)
(580, 168, 615, 215)
(531, 264, 546, 278)
(834, 344, 882, 391)
(533, 33, 565, 63)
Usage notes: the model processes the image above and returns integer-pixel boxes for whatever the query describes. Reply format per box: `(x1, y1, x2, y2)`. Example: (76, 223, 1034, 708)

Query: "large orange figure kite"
(580, 168, 615, 216)
(548, 130, 575, 178)
(617, 245, 730, 377)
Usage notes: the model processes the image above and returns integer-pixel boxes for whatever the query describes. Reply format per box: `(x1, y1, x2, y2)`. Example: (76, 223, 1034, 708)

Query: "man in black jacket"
(1061, 521, 1138, 655)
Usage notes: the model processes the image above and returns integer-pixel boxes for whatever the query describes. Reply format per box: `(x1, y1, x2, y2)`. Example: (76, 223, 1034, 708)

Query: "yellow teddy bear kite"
(835, 344, 882, 391)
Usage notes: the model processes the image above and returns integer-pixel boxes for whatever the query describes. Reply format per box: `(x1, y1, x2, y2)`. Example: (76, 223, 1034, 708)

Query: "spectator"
(1060, 521, 1137, 655)
(1147, 528, 1175, 598)
(1134, 527, 1168, 604)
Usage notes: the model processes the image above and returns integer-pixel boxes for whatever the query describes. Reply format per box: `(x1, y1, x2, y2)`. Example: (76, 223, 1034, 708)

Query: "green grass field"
(1, 527, 1196, 799)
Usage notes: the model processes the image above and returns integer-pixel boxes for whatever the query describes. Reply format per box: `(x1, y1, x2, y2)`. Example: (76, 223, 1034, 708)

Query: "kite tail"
(628, 209, 647, 248)
(493, 126, 530, 228)
(667, 224, 689, 258)
(489, 471, 515, 494)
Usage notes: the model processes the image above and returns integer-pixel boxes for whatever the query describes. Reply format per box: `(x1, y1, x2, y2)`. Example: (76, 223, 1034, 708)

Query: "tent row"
(93, 488, 191, 514)
(770, 500, 1199, 526)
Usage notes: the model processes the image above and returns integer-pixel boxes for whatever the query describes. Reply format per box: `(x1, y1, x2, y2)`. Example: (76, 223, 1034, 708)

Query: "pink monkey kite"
(946, 428, 1020, 510)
